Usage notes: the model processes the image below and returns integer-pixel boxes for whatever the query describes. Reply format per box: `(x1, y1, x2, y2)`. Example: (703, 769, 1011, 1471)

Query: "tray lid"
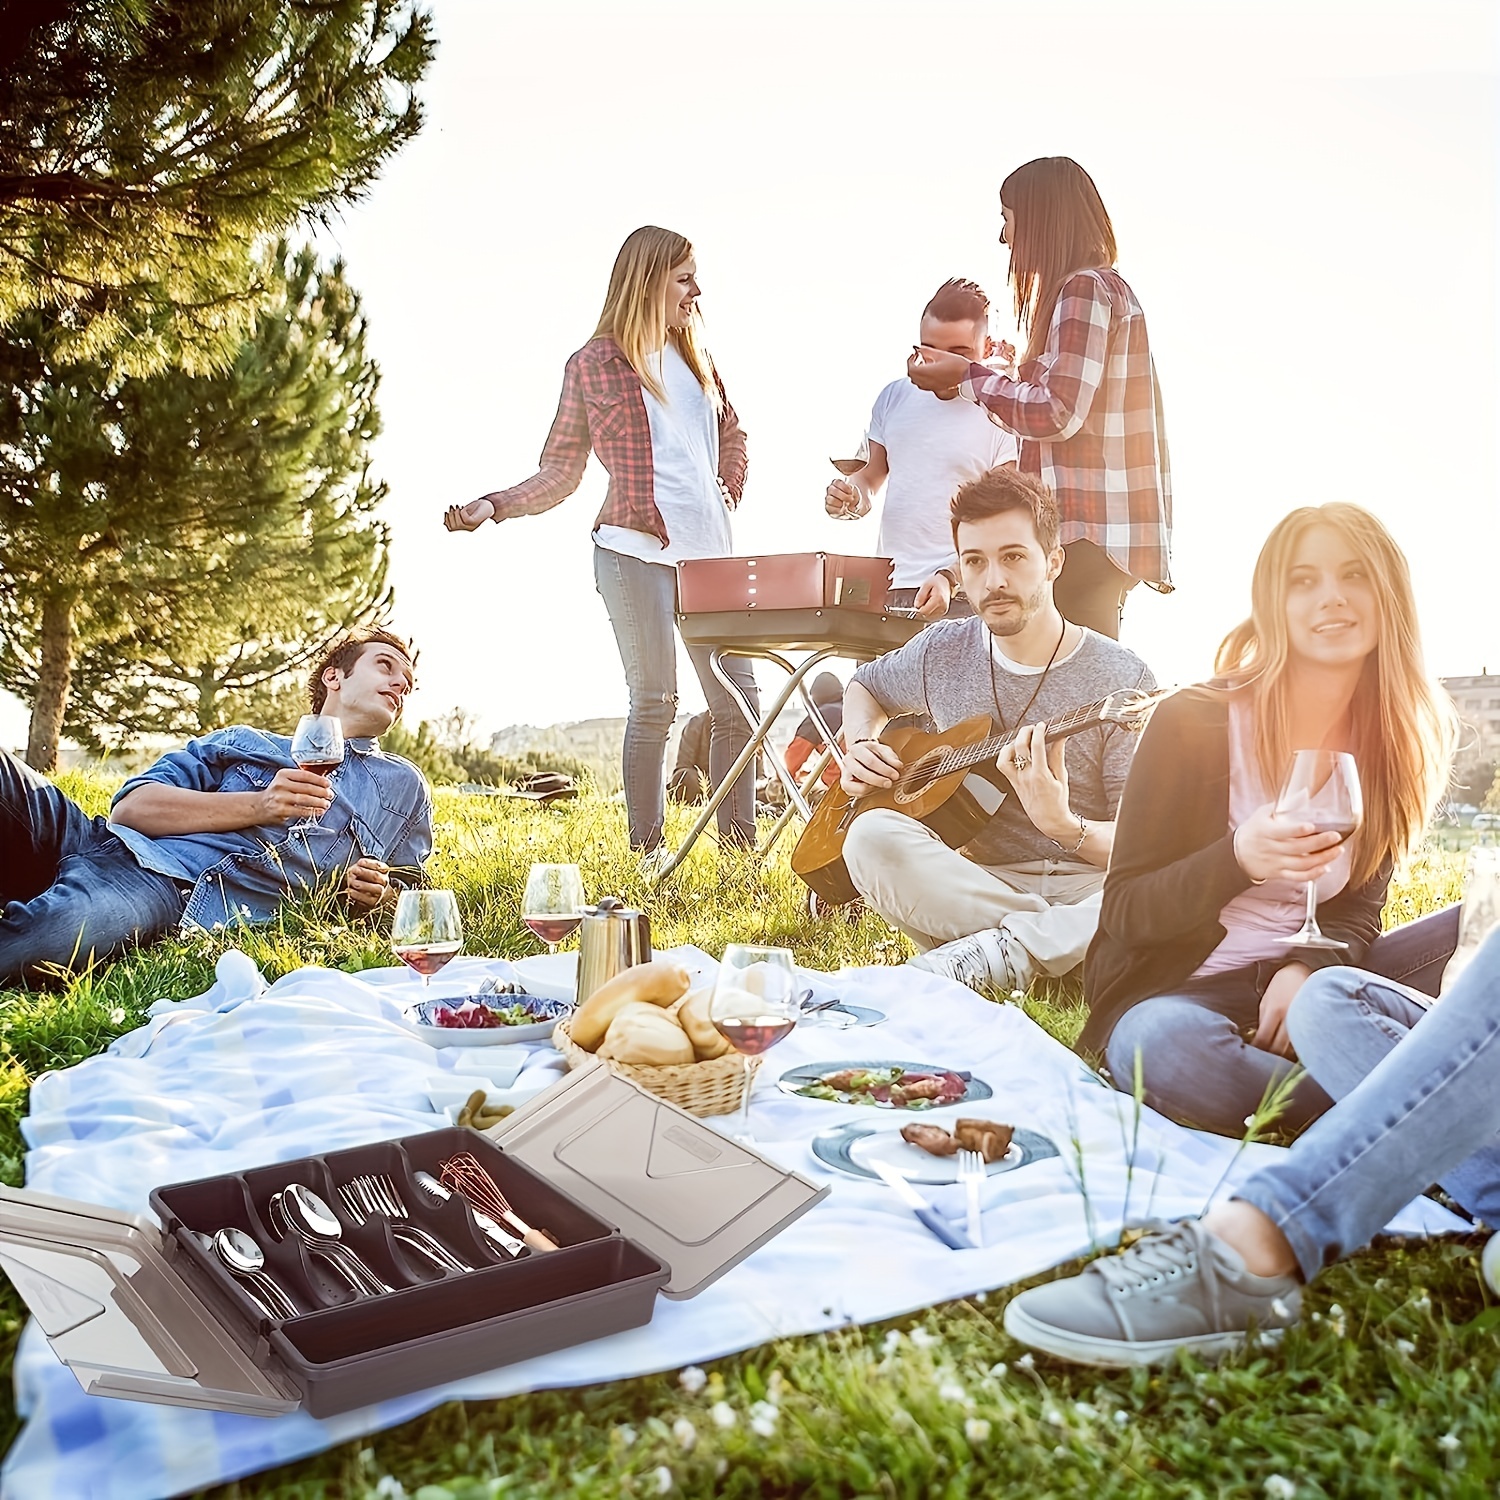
(489, 1063, 828, 1298)
(0, 1185, 298, 1415)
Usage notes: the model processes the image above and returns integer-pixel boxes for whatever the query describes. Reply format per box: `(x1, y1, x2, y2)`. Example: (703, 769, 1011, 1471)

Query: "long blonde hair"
(1000, 157, 1117, 364)
(592, 226, 721, 410)
(1214, 503, 1455, 886)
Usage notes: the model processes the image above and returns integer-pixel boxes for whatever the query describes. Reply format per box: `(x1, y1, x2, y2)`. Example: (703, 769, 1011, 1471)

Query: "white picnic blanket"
(3, 952, 1463, 1500)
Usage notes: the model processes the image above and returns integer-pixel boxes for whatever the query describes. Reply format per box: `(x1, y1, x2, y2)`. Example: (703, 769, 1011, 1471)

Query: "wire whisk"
(439, 1152, 559, 1252)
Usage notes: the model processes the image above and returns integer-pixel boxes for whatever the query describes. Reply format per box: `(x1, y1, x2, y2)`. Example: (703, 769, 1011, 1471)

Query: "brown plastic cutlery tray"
(148, 1127, 668, 1416)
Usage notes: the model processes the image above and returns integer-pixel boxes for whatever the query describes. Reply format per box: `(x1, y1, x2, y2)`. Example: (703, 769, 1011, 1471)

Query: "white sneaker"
(908, 927, 1031, 993)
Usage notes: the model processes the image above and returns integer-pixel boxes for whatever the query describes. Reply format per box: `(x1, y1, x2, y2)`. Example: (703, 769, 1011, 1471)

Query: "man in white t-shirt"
(826, 279, 1019, 619)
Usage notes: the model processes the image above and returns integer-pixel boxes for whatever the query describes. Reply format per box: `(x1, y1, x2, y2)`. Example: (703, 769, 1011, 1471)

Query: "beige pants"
(842, 808, 1104, 975)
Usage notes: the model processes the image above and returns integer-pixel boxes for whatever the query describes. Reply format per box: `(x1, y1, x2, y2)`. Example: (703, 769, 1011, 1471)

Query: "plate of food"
(778, 1060, 992, 1110)
(402, 991, 572, 1047)
(810, 1120, 1057, 1184)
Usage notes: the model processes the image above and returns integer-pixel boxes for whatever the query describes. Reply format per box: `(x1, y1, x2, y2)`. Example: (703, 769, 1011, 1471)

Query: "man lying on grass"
(0, 628, 432, 984)
(1004, 927, 1500, 1366)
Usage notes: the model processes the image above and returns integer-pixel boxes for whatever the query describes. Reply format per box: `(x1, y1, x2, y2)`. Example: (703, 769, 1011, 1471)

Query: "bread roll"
(676, 985, 730, 1059)
(568, 960, 692, 1050)
(596, 1001, 695, 1066)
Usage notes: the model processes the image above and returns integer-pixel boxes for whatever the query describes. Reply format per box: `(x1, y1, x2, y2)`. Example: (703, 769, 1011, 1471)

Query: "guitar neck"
(937, 699, 1110, 779)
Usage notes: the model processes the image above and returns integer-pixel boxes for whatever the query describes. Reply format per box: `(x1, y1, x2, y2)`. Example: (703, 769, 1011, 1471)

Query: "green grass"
(0, 782, 1493, 1500)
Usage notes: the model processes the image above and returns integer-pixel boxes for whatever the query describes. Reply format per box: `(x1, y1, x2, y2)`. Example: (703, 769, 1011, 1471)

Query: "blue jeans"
(1103, 906, 1461, 1138)
(1286, 953, 1500, 1226)
(1238, 925, 1500, 1278)
(0, 750, 185, 982)
(593, 547, 760, 852)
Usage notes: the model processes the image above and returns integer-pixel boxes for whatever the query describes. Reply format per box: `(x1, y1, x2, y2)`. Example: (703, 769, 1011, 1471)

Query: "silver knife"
(869, 1158, 967, 1250)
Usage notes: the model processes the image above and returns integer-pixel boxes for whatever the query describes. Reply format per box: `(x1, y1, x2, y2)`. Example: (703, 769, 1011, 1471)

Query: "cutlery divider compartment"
(149, 1126, 672, 1415)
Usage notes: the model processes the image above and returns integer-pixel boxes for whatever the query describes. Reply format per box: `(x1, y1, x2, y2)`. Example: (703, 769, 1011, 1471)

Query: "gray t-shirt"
(850, 618, 1157, 866)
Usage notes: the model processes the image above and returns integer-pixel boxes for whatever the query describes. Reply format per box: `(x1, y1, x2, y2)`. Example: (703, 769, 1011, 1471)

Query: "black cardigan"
(1077, 685, 1390, 1057)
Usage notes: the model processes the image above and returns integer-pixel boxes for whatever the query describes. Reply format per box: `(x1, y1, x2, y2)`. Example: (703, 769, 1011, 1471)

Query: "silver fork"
(337, 1174, 473, 1273)
(957, 1150, 985, 1250)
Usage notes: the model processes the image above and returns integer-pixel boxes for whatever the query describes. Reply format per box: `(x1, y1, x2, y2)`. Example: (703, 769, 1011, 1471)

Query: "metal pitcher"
(575, 896, 652, 1006)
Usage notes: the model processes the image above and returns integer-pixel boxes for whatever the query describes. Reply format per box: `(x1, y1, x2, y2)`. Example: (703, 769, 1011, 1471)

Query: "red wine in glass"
(297, 760, 343, 777)
(394, 941, 462, 979)
(1309, 817, 1360, 844)
(524, 914, 583, 947)
(714, 1015, 797, 1055)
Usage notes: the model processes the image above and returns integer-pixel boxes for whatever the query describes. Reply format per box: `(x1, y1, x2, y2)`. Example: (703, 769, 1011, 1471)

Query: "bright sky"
(3, 0, 1496, 751)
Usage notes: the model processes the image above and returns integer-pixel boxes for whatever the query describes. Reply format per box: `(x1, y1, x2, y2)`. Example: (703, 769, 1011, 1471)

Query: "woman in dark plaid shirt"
(909, 157, 1172, 640)
(444, 227, 758, 855)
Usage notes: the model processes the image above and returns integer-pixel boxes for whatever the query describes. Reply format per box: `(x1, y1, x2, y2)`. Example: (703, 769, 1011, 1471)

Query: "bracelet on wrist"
(1052, 813, 1089, 856)
(935, 567, 959, 589)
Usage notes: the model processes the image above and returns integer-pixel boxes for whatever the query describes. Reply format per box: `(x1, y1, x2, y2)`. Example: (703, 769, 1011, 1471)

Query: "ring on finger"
(1014, 754, 1031, 771)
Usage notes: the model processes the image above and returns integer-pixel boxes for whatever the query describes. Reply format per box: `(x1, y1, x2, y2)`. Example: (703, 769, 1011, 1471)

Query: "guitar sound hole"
(894, 752, 945, 805)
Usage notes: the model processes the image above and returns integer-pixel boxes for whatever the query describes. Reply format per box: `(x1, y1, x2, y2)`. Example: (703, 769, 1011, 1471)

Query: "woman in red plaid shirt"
(445, 227, 759, 855)
(909, 157, 1172, 640)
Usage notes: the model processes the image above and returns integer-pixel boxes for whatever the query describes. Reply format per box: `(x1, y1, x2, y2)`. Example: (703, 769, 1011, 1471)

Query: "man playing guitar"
(839, 467, 1156, 992)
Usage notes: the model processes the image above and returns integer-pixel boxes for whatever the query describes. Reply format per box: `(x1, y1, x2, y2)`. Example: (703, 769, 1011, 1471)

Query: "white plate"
(810, 1122, 1057, 1184)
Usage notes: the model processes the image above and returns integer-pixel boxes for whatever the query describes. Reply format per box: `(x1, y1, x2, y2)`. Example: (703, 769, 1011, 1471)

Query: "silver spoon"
(272, 1185, 392, 1295)
(412, 1170, 525, 1258)
(212, 1227, 300, 1319)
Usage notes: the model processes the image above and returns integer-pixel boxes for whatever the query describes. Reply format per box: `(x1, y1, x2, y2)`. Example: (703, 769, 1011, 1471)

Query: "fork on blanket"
(957, 1150, 985, 1250)
(337, 1174, 474, 1273)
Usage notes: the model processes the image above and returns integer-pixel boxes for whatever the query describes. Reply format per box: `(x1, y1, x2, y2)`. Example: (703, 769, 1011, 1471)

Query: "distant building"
(1442, 673, 1500, 780)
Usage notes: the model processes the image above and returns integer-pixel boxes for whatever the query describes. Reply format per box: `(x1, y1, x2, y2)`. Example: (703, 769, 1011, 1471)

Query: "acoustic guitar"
(790, 690, 1156, 905)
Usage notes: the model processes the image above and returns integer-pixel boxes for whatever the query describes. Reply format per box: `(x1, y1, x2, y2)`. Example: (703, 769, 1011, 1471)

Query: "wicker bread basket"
(552, 1015, 754, 1118)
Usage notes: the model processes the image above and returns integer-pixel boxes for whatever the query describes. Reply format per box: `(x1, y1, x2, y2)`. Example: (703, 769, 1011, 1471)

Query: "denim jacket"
(108, 727, 433, 932)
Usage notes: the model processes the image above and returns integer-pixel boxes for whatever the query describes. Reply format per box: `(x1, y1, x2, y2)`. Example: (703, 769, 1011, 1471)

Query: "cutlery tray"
(148, 1127, 668, 1416)
(0, 1064, 828, 1420)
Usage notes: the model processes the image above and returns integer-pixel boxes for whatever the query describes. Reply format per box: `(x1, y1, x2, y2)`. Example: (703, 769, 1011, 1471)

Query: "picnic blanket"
(3, 952, 1464, 1500)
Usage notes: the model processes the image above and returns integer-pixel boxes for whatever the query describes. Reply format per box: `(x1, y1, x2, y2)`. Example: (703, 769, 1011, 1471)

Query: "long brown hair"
(1000, 157, 1117, 363)
(592, 226, 721, 410)
(1214, 503, 1455, 886)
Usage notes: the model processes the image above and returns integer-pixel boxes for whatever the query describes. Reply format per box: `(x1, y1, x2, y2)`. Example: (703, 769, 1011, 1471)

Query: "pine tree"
(0, 0, 434, 375)
(0, 240, 393, 766)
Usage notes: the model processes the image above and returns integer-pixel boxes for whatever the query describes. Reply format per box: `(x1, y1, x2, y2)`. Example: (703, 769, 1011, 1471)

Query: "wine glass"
(391, 889, 464, 987)
(521, 863, 585, 953)
(709, 944, 799, 1143)
(288, 714, 345, 830)
(1276, 750, 1362, 949)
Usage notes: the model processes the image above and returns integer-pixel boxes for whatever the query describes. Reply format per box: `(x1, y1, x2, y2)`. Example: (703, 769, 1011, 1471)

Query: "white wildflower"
(1395, 1338, 1417, 1356)
(710, 1401, 737, 1430)
(909, 1326, 937, 1348)
(938, 1381, 969, 1406)
(749, 1403, 778, 1438)
(1113, 1410, 1130, 1427)
(987, 1361, 1009, 1379)
(1327, 1303, 1344, 1319)
(108, 1007, 127, 1026)
(651, 1466, 673, 1494)
(766, 1370, 786, 1402)
(1010, 989, 1025, 1002)
(882, 1330, 904, 1355)
(672, 1417, 697, 1452)
(1438, 1430, 1461, 1453)
(1043, 1404, 1064, 1427)
(1410, 1291, 1432, 1315)
(614, 1424, 637, 1447)
(964, 1417, 992, 1444)
(1015, 1352, 1035, 1371)
(1073, 1401, 1099, 1420)
(678, 1365, 707, 1395)
(372, 1479, 406, 1500)
(1263, 1476, 1296, 1500)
